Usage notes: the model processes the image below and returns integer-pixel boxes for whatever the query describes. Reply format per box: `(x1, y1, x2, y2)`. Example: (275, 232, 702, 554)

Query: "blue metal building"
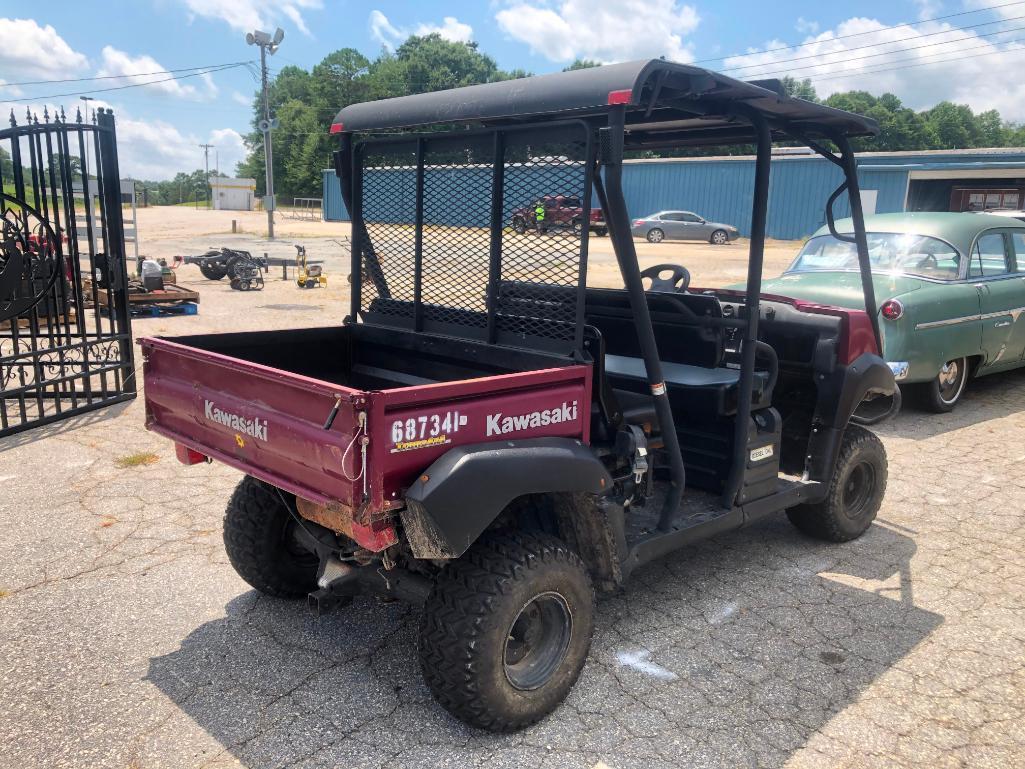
(323, 147, 1025, 240)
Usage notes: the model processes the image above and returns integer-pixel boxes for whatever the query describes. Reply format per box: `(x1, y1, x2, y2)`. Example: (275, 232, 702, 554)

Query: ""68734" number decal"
(389, 410, 467, 452)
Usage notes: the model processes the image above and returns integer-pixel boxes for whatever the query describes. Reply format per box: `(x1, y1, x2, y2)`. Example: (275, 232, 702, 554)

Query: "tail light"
(632, 219, 643, 227)
(880, 299, 904, 321)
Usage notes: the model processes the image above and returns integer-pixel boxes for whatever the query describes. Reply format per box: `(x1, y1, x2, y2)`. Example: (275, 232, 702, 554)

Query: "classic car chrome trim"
(915, 314, 981, 330)
(887, 361, 910, 380)
(915, 305, 1025, 330)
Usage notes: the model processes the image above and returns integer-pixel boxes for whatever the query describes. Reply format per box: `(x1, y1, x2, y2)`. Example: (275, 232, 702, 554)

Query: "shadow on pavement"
(148, 518, 941, 768)
(0, 400, 133, 453)
(878, 366, 1025, 442)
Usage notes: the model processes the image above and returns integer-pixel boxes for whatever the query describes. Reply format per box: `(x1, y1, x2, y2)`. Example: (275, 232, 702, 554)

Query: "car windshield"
(789, 233, 961, 280)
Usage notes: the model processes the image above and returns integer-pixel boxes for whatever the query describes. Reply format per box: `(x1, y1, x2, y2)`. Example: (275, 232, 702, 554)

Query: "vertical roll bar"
(721, 108, 771, 508)
(600, 106, 686, 530)
(834, 134, 883, 354)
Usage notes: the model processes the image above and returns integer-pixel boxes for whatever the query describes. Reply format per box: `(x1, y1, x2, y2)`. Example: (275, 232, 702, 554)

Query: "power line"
(739, 21, 1025, 79)
(7, 63, 248, 103)
(806, 38, 1025, 84)
(698, 0, 1025, 66)
(0, 61, 255, 88)
(724, 12, 1025, 73)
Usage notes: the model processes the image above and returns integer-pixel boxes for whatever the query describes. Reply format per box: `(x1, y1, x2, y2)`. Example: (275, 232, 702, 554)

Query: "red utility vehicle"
(142, 60, 897, 732)
(511, 194, 607, 236)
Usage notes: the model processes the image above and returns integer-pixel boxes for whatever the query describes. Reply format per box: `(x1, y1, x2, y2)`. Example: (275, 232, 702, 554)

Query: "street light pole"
(246, 27, 283, 240)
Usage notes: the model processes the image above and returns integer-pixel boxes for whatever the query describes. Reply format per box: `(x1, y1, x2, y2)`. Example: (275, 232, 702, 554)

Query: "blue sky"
(3, 0, 1024, 179)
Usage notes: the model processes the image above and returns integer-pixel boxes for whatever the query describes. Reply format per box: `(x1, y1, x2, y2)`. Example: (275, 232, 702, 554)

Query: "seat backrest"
(584, 288, 725, 368)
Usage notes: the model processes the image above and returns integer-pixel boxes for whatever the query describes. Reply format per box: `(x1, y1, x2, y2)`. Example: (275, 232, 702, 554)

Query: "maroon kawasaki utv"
(141, 60, 898, 731)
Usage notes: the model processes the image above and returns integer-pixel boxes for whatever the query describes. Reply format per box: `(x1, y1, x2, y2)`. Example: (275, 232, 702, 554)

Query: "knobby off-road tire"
(199, 264, 227, 280)
(418, 532, 594, 731)
(223, 476, 318, 598)
(787, 425, 887, 542)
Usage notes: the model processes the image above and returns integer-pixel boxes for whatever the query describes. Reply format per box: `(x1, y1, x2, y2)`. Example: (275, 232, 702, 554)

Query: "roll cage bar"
(331, 59, 881, 525)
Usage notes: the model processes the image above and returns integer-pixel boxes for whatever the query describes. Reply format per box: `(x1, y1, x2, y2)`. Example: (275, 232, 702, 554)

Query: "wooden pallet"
(95, 284, 200, 306)
(1, 307, 77, 331)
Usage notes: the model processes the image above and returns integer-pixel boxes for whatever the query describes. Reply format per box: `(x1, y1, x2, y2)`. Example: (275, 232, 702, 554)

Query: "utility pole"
(246, 27, 284, 239)
(199, 142, 214, 209)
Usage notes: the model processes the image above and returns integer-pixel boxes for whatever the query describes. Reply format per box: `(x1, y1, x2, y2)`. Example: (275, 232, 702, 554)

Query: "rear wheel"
(199, 264, 226, 280)
(512, 216, 527, 235)
(917, 357, 968, 413)
(710, 229, 729, 245)
(646, 228, 664, 243)
(595, 227, 608, 237)
(787, 425, 887, 542)
(418, 532, 594, 732)
(223, 476, 318, 598)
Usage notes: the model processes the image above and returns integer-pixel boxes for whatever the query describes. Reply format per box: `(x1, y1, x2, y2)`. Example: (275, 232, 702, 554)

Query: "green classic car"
(761, 212, 1025, 412)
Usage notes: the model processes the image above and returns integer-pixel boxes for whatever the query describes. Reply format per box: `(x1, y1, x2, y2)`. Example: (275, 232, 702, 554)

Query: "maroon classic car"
(511, 194, 607, 236)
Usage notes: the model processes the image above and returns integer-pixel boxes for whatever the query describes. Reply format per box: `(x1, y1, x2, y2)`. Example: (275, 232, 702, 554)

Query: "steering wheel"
(641, 263, 691, 293)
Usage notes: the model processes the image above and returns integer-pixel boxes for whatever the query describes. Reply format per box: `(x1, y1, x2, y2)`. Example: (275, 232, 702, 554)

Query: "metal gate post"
(95, 109, 137, 395)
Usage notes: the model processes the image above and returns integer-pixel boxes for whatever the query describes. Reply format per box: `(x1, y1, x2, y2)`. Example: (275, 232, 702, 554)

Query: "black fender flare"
(806, 352, 897, 485)
(400, 437, 612, 559)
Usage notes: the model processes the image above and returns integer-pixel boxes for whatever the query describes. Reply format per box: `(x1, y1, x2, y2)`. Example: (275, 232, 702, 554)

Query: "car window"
(544, 199, 558, 209)
(969, 233, 1010, 278)
(790, 233, 961, 280)
(679, 213, 702, 223)
(660, 212, 685, 221)
(1010, 232, 1025, 272)
(562, 197, 581, 208)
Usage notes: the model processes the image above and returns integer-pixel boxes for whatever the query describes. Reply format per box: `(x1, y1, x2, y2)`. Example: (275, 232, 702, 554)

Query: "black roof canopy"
(333, 59, 879, 146)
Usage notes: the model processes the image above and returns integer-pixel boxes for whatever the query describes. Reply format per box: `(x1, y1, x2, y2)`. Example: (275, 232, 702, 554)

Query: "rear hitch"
(307, 556, 434, 616)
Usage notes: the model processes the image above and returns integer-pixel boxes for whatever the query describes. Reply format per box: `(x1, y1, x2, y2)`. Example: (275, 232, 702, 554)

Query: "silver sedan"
(630, 211, 739, 244)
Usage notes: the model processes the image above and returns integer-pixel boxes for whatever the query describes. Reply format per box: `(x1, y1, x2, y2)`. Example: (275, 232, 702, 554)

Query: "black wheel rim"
(937, 358, 965, 404)
(504, 592, 572, 691)
(842, 461, 876, 520)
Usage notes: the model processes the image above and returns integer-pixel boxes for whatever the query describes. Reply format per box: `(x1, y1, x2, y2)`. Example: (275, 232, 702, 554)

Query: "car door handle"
(994, 320, 1012, 327)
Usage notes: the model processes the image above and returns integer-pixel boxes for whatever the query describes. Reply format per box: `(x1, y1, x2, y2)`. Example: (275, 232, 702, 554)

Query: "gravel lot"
(1, 208, 1023, 768)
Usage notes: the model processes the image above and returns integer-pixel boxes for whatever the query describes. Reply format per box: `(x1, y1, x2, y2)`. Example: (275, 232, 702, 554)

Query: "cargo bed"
(141, 324, 592, 547)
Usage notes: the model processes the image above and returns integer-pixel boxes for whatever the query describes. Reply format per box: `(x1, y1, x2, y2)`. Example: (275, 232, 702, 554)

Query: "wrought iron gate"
(0, 108, 135, 438)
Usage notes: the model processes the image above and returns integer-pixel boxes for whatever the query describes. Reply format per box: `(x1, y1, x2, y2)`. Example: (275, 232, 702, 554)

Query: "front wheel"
(710, 229, 729, 245)
(511, 216, 527, 235)
(787, 425, 887, 542)
(223, 476, 318, 598)
(418, 532, 594, 732)
(917, 357, 968, 413)
(646, 228, 664, 243)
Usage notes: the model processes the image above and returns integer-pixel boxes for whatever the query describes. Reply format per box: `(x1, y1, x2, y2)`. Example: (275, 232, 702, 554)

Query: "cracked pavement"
(1, 230, 1024, 768)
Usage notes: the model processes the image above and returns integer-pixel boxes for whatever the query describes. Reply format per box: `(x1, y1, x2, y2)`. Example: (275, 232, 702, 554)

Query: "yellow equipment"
(295, 244, 327, 289)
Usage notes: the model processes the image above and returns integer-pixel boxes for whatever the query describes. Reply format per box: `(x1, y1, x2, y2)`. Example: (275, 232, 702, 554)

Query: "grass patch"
(114, 451, 159, 469)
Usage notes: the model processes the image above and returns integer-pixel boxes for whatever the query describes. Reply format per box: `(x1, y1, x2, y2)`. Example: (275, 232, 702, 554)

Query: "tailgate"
(141, 337, 363, 506)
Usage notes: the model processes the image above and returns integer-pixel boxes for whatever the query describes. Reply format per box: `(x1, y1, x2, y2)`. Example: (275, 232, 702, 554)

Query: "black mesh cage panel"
(353, 123, 593, 355)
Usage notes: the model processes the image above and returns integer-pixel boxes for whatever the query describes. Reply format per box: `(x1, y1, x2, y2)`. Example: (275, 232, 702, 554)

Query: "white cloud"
(912, 0, 942, 22)
(177, 0, 322, 36)
(723, 17, 1025, 121)
(370, 10, 474, 51)
(0, 18, 88, 80)
(114, 118, 248, 180)
(415, 16, 473, 43)
(232, 90, 253, 106)
(795, 17, 819, 35)
(97, 47, 217, 99)
(494, 0, 699, 64)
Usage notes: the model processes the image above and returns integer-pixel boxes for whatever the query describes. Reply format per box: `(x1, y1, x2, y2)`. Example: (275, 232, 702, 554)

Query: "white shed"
(210, 177, 256, 211)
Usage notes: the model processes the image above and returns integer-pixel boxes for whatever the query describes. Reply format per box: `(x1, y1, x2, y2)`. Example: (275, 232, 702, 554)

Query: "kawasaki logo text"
(486, 401, 578, 437)
(204, 400, 268, 441)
